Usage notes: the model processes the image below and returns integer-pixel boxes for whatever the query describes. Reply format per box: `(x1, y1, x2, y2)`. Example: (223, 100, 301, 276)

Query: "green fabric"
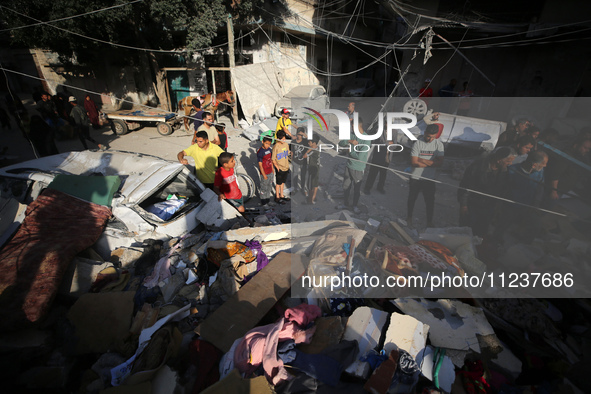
(48, 175, 122, 207)
(339, 134, 371, 171)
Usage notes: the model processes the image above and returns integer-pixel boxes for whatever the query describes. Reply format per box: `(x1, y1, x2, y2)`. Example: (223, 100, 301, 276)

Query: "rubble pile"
(0, 217, 589, 394)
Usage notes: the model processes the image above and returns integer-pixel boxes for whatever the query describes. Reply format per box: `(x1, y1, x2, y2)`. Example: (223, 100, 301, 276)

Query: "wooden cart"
(105, 109, 182, 136)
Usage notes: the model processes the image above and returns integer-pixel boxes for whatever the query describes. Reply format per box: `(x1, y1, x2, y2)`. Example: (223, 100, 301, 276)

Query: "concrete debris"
(383, 312, 429, 358)
(159, 270, 187, 303)
(343, 306, 389, 379)
(58, 257, 114, 297)
(2, 214, 586, 393)
(500, 243, 544, 270)
(392, 298, 495, 353)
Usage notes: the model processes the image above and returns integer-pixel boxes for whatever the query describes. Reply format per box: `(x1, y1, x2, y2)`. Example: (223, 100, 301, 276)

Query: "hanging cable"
(0, 0, 143, 33)
(1, 4, 262, 54)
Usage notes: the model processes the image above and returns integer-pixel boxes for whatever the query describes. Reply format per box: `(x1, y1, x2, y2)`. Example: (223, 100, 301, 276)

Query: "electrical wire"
(431, 19, 591, 46)
(273, 21, 399, 72)
(3, 61, 587, 223)
(0, 61, 40, 158)
(0, 65, 232, 128)
(1, 4, 261, 54)
(256, 21, 394, 78)
(267, 4, 591, 51)
(419, 28, 470, 100)
(289, 140, 590, 222)
(0, 0, 144, 33)
(342, 0, 361, 36)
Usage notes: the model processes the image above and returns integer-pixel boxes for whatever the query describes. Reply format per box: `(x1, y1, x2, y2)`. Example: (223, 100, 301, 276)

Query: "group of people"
(456, 117, 591, 241)
(187, 98, 228, 150)
(175, 94, 590, 236)
(176, 107, 323, 214)
(177, 99, 253, 214)
(333, 103, 590, 242)
(3, 88, 108, 157)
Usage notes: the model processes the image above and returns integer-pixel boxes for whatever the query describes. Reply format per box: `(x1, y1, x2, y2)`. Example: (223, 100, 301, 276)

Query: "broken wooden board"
(222, 220, 353, 243)
(195, 252, 307, 352)
(389, 221, 415, 245)
(343, 306, 389, 379)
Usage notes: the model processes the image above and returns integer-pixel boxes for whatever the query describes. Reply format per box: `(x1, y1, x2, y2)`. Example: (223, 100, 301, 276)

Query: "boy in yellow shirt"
(275, 108, 293, 139)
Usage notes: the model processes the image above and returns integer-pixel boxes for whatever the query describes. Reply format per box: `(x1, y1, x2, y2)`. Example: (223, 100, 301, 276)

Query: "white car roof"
(0, 150, 184, 204)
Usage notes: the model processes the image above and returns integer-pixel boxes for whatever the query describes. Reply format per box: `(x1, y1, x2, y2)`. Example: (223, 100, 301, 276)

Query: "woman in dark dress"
(84, 95, 101, 128)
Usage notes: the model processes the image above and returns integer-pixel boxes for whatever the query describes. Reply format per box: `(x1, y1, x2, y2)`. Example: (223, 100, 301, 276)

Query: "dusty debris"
(392, 298, 495, 354)
(68, 291, 136, 354)
(0, 209, 588, 394)
(383, 312, 429, 358)
(343, 306, 389, 379)
(196, 252, 307, 353)
(110, 247, 144, 269)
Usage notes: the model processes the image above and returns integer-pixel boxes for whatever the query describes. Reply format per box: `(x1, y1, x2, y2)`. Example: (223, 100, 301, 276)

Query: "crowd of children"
(256, 124, 322, 208)
(180, 107, 324, 213)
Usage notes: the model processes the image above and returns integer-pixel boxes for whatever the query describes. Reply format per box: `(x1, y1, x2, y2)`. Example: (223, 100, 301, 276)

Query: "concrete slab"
(383, 312, 429, 358)
(343, 306, 389, 379)
(392, 298, 495, 354)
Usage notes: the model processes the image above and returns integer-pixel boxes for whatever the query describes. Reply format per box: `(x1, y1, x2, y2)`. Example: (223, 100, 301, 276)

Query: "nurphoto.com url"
(301, 272, 574, 293)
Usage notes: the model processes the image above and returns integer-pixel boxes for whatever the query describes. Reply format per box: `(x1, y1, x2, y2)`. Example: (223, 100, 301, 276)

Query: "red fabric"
(434, 123, 444, 139)
(189, 339, 223, 394)
(417, 240, 465, 275)
(283, 304, 321, 326)
(214, 167, 242, 200)
(84, 95, 100, 126)
(419, 87, 433, 98)
(0, 189, 111, 330)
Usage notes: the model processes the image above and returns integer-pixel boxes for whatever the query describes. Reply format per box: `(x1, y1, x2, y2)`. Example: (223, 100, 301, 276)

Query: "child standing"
(291, 127, 308, 195)
(256, 136, 274, 207)
(304, 134, 321, 204)
(214, 152, 244, 212)
(272, 130, 290, 204)
(216, 123, 228, 152)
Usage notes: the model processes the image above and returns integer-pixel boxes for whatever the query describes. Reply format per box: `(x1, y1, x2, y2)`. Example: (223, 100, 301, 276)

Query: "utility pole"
(227, 14, 239, 127)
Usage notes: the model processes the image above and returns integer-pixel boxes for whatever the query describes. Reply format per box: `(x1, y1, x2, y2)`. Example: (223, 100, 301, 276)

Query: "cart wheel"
(157, 122, 173, 136)
(112, 119, 128, 135)
(403, 99, 428, 117)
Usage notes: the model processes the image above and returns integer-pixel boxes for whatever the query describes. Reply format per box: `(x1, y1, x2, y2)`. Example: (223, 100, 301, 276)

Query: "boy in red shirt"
(214, 152, 244, 212)
(257, 136, 275, 206)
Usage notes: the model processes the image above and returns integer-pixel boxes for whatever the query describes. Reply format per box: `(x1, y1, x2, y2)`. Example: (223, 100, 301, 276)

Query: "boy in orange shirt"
(272, 130, 290, 204)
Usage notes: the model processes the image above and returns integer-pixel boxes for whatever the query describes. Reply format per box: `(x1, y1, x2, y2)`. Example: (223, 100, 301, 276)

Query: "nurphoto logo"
(301, 107, 418, 153)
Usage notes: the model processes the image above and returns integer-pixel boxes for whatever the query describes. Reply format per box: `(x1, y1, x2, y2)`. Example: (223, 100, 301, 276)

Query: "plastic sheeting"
(231, 63, 283, 125)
